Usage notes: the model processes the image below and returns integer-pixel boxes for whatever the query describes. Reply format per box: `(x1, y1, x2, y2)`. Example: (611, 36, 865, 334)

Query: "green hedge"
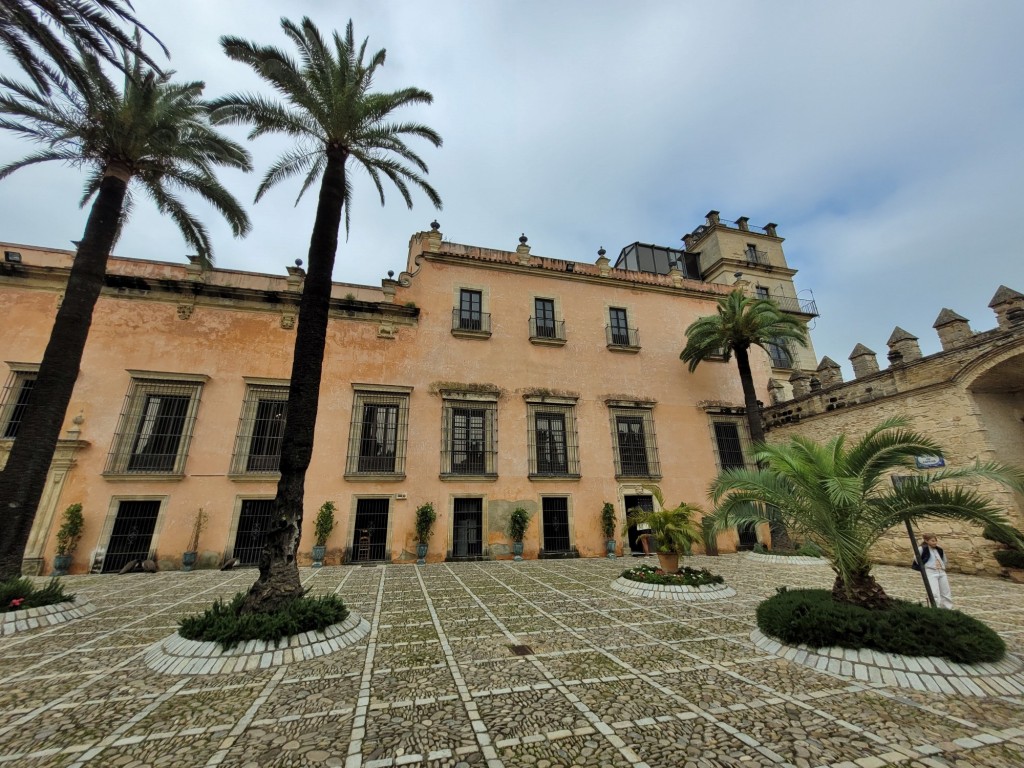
(757, 588, 1005, 664)
(179, 593, 349, 650)
(0, 578, 74, 613)
(994, 549, 1024, 569)
(982, 523, 1024, 551)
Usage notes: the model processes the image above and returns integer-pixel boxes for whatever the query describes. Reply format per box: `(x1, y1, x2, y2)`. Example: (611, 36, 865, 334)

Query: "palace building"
(2, 212, 820, 575)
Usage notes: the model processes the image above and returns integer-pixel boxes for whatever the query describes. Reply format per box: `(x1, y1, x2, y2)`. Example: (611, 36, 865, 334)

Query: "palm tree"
(0, 47, 252, 579)
(1, 0, 166, 90)
(708, 417, 1024, 608)
(680, 289, 808, 444)
(211, 17, 442, 613)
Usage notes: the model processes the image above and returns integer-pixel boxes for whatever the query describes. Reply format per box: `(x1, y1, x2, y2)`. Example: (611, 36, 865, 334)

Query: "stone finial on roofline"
(767, 377, 785, 404)
(789, 369, 810, 398)
(849, 343, 879, 378)
(815, 356, 843, 388)
(932, 308, 972, 351)
(887, 326, 921, 364)
(989, 285, 1024, 330)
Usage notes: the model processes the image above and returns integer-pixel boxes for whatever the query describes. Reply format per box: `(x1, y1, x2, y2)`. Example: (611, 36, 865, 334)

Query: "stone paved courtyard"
(2, 556, 1023, 768)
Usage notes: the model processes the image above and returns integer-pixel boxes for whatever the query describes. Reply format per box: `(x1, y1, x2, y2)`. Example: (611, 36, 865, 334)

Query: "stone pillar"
(285, 263, 305, 292)
(989, 285, 1024, 330)
(515, 234, 531, 265)
(595, 247, 611, 277)
(668, 265, 684, 288)
(933, 308, 973, 350)
(816, 356, 843, 388)
(426, 220, 442, 252)
(790, 370, 810, 398)
(849, 343, 879, 378)
(767, 378, 785, 404)
(887, 327, 922, 364)
(764, 223, 778, 237)
(736, 216, 750, 232)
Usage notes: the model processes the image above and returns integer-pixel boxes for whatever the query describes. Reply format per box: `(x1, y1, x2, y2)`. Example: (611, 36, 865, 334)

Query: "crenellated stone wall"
(763, 286, 1024, 576)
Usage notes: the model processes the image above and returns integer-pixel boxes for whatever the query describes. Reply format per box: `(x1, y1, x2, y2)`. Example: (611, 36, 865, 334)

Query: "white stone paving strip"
(203, 666, 289, 767)
(0, 597, 98, 636)
(744, 551, 829, 566)
(415, 565, 505, 768)
(344, 565, 388, 768)
(443, 563, 654, 768)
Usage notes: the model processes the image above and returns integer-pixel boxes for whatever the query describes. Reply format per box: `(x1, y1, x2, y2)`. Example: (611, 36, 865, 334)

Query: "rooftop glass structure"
(615, 242, 702, 281)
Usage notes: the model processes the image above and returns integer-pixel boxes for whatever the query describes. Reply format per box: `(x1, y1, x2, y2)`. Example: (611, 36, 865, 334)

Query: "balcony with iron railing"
(606, 325, 640, 351)
(744, 247, 770, 266)
(451, 308, 492, 338)
(529, 316, 566, 345)
(771, 294, 818, 316)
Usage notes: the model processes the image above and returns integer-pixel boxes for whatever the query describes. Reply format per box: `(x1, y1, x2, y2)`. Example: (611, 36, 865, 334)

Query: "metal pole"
(893, 475, 937, 608)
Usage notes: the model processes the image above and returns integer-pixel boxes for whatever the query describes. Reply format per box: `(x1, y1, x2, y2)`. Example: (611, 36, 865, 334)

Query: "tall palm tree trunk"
(0, 170, 128, 579)
(243, 148, 346, 614)
(732, 344, 764, 444)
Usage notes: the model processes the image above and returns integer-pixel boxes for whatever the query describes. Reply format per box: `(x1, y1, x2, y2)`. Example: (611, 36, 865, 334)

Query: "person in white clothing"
(918, 533, 954, 609)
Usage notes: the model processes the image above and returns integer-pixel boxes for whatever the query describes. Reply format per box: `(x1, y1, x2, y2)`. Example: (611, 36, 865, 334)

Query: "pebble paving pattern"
(1, 555, 1023, 767)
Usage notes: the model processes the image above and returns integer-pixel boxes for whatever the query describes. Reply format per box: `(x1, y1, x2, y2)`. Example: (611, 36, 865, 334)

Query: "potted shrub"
(508, 507, 532, 561)
(414, 502, 436, 565)
(601, 502, 617, 558)
(625, 491, 702, 574)
(182, 507, 208, 572)
(53, 503, 84, 576)
(312, 500, 336, 568)
(984, 523, 1024, 583)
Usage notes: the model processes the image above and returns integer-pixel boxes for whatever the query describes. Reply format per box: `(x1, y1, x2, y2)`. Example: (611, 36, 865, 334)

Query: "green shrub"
(621, 564, 724, 587)
(508, 507, 532, 542)
(179, 593, 349, 650)
(415, 502, 437, 544)
(55, 503, 84, 556)
(795, 542, 823, 558)
(757, 588, 1005, 664)
(314, 501, 336, 547)
(983, 523, 1024, 551)
(751, 542, 767, 554)
(600, 502, 616, 540)
(994, 549, 1024, 569)
(0, 577, 74, 613)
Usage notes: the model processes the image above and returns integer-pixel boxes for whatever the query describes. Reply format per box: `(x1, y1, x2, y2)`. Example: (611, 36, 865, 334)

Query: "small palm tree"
(1, 0, 166, 90)
(211, 17, 442, 613)
(681, 289, 808, 444)
(709, 417, 1024, 608)
(0, 48, 251, 579)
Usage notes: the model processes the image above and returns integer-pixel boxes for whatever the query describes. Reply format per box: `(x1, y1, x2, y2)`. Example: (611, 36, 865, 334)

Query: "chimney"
(849, 343, 879, 378)
(736, 216, 750, 232)
(789, 369, 810, 398)
(764, 223, 778, 238)
(932, 308, 973, 350)
(887, 327, 921, 364)
(816, 356, 843, 388)
(682, 233, 695, 250)
(706, 210, 721, 226)
(989, 285, 1024, 330)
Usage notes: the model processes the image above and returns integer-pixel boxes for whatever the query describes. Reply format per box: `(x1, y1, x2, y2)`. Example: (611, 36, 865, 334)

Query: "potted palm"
(182, 507, 208, 572)
(312, 501, 336, 568)
(53, 503, 84, 576)
(414, 502, 436, 565)
(508, 507, 532, 561)
(625, 491, 702, 574)
(601, 502, 617, 558)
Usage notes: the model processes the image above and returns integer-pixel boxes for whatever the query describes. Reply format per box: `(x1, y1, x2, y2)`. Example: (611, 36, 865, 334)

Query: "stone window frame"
(452, 285, 491, 338)
(606, 400, 661, 480)
(529, 295, 566, 345)
(524, 395, 581, 479)
(440, 389, 499, 480)
(344, 383, 413, 481)
(229, 378, 289, 478)
(705, 411, 751, 471)
(94, 494, 170, 570)
(0, 362, 38, 440)
(447, 494, 489, 560)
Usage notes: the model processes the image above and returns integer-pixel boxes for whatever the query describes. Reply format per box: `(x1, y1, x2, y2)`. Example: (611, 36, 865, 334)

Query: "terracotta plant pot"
(657, 552, 679, 574)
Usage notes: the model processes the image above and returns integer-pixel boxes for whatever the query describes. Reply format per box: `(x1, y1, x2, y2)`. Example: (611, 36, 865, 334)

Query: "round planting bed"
(0, 598, 96, 636)
(611, 577, 736, 601)
(145, 610, 370, 675)
(751, 629, 1024, 696)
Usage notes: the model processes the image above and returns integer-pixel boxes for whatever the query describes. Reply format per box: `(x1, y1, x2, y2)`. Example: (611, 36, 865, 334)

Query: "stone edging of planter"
(144, 611, 370, 675)
(0, 598, 96, 636)
(744, 551, 828, 566)
(750, 628, 1024, 696)
(611, 576, 736, 601)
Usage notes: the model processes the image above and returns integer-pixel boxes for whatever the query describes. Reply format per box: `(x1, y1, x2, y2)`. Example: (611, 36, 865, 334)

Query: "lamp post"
(892, 475, 937, 608)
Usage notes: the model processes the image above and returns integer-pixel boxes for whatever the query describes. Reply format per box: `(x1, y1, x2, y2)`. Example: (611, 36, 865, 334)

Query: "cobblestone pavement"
(1, 555, 1023, 768)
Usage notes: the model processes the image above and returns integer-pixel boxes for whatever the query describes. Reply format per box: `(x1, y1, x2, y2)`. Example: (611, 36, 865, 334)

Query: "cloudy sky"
(1, 1, 1022, 377)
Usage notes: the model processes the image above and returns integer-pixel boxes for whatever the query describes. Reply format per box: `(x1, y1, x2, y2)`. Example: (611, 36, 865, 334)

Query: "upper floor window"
(441, 391, 497, 477)
(0, 365, 37, 440)
(230, 381, 288, 475)
(755, 285, 770, 300)
(766, 337, 794, 369)
(607, 307, 639, 350)
(529, 297, 565, 344)
(105, 373, 206, 476)
(608, 403, 660, 478)
(526, 398, 580, 478)
(345, 386, 411, 478)
(452, 289, 491, 337)
(745, 244, 768, 265)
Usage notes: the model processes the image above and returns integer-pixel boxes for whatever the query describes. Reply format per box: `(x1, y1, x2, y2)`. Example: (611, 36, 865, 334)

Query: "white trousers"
(926, 569, 954, 609)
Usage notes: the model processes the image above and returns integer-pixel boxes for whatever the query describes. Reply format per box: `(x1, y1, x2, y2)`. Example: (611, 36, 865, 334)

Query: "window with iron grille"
(608, 405, 660, 478)
(105, 375, 204, 475)
(541, 497, 571, 553)
(526, 400, 580, 477)
(232, 499, 275, 565)
(345, 388, 410, 477)
(441, 395, 497, 476)
(609, 308, 630, 345)
(101, 499, 162, 572)
(755, 285, 770, 300)
(0, 366, 37, 440)
(766, 337, 793, 368)
(712, 420, 747, 470)
(451, 497, 483, 558)
(230, 383, 288, 475)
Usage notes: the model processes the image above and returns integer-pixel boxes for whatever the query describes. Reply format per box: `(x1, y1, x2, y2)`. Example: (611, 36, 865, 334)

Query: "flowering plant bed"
(0, 577, 74, 613)
(620, 564, 723, 587)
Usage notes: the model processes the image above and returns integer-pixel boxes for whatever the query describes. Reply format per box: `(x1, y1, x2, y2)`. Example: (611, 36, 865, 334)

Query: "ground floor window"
(451, 498, 483, 558)
(233, 499, 275, 566)
(350, 498, 390, 562)
(102, 500, 160, 572)
(541, 497, 571, 554)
